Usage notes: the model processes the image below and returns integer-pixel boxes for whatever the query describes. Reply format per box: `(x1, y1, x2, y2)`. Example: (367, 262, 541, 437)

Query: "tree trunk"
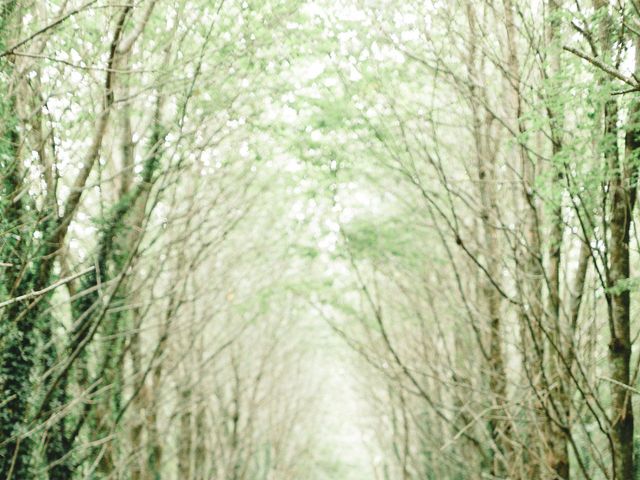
(607, 41, 640, 479)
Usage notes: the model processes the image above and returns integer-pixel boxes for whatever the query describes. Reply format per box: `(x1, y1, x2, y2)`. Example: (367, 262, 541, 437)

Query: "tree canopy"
(2, 1, 640, 479)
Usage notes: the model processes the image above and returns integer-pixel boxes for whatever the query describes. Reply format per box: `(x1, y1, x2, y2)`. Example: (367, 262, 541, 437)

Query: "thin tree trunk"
(607, 41, 640, 480)
(464, 5, 511, 471)
(544, 1, 570, 476)
(594, 4, 638, 475)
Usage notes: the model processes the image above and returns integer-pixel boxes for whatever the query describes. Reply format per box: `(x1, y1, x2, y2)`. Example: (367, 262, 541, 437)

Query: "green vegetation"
(2, 1, 640, 478)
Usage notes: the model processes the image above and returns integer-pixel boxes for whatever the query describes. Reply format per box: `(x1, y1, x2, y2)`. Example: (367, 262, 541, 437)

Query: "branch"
(0, 267, 94, 309)
(599, 376, 640, 395)
(117, 0, 158, 54)
(563, 45, 639, 88)
(0, 0, 100, 58)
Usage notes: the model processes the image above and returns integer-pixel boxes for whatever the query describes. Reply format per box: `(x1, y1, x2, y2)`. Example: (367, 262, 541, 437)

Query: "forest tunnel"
(1, 1, 640, 479)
